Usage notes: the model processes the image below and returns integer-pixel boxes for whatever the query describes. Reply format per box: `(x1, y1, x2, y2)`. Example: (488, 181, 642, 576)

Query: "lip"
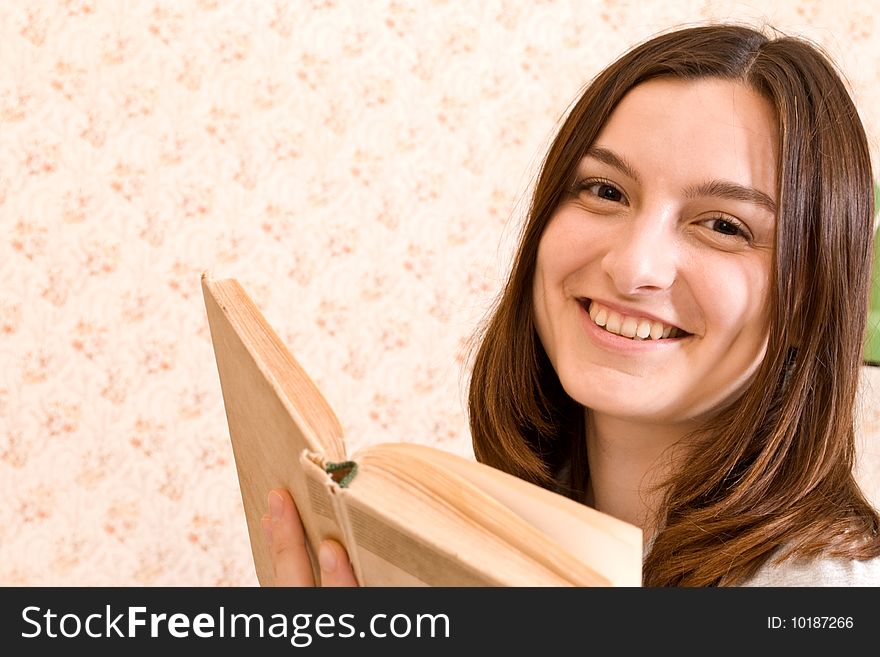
(582, 297, 688, 334)
(580, 301, 692, 352)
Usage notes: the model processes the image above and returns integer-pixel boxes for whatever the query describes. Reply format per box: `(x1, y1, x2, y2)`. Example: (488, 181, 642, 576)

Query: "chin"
(562, 373, 698, 422)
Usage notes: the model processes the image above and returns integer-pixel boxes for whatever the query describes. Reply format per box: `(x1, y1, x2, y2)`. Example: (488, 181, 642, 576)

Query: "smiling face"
(532, 77, 778, 426)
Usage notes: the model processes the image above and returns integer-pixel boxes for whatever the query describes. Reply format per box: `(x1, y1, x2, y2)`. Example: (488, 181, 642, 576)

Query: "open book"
(201, 271, 643, 586)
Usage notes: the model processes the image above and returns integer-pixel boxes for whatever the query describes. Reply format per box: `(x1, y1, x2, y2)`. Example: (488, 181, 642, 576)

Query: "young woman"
(261, 22, 880, 586)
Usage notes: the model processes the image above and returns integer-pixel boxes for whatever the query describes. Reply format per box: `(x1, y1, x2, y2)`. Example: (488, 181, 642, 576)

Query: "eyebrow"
(584, 146, 777, 214)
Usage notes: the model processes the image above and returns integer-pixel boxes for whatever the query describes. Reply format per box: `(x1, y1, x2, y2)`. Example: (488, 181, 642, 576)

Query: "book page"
(303, 451, 503, 586)
(344, 497, 496, 586)
(337, 468, 587, 586)
(341, 448, 623, 586)
(356, 443, 643, 586)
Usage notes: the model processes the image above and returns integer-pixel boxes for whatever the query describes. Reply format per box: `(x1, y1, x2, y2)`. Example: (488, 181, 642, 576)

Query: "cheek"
(533, 211, 603, 291)
(532, 238, 561, 354)
(699, 262, 771, 346)
(531, 266, 549, 346)
(532, 217, 588, 361)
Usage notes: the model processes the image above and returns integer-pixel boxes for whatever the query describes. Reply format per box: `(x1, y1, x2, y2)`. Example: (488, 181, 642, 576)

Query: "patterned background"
(2, 0, 879, 585)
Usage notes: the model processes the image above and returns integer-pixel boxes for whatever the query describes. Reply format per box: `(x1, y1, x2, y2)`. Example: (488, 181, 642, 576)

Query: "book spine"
(325, 482, 363, 585)
(299, 451, 363, 584)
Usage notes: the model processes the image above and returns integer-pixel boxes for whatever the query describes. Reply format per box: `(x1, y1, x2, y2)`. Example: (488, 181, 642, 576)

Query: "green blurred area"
(865, 180, 880, 365)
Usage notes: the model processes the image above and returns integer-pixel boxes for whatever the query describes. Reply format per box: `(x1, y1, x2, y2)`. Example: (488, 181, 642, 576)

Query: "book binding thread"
(325, 461, 358, 488)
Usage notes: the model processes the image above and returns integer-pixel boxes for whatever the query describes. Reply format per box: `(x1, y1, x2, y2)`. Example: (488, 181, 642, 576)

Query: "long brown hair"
(467, 22, 880, 585)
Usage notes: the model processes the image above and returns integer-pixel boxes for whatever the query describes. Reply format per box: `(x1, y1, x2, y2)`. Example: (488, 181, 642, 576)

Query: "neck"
(584, 410, 694, 541)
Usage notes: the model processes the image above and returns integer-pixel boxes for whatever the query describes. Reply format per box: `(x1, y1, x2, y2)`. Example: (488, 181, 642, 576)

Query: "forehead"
(590, 77, 779, 194)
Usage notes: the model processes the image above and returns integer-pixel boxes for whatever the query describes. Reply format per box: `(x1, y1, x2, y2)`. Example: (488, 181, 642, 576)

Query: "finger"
(266, 489, 316, 587)
(318, 540, 359, 587)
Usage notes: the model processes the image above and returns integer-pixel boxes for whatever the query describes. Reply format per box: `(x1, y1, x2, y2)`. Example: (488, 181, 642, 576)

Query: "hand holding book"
(260, 488, 357, 587)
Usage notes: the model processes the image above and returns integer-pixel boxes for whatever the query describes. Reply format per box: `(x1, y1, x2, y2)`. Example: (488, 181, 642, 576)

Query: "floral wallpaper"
(2, 0, 879, 585)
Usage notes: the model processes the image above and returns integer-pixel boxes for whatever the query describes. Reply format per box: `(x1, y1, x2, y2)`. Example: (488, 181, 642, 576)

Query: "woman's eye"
(702, 216, 750, 240)
(594, 184, 623, 202)
(575, 179, 625, 203)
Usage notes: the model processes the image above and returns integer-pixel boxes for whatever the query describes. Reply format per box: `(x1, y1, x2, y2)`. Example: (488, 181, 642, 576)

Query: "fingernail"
(319, 542, 337, 573)
(268, 491, 284, 520)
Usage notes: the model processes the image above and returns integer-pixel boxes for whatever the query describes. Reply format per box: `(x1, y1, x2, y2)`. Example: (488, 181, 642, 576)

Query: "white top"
(740, 553, 880, 586)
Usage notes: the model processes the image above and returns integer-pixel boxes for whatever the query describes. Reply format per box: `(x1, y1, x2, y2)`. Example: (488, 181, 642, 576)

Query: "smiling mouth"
(580, 298, 692, 341)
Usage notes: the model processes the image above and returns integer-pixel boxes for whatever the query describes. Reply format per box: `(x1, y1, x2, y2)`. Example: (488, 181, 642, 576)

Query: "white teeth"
(620, 316, 638, 338)
(605, 311, 622, 334)
(586, 300, 683, 342)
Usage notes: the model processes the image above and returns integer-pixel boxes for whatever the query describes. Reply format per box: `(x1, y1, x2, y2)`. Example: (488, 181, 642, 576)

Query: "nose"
(601, 211, 679, 295)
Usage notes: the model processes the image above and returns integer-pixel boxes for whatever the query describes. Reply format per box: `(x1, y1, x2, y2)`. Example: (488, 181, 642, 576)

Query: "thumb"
(318, 540, 359, 587)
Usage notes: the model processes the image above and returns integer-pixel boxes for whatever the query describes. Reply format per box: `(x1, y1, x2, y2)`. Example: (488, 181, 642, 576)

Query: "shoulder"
(740, 553, 880, 587)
